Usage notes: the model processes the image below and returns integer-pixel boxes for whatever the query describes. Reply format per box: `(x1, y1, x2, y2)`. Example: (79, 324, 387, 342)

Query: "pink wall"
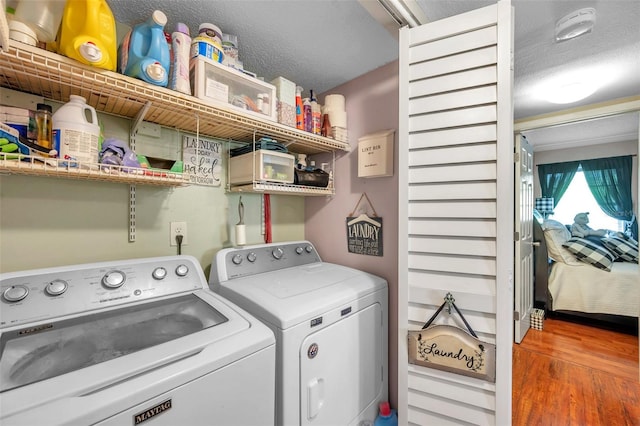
(306, 59, 400, 408)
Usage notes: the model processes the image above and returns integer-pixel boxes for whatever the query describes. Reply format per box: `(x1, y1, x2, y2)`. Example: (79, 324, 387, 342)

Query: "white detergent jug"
(52, 95, 100, 168)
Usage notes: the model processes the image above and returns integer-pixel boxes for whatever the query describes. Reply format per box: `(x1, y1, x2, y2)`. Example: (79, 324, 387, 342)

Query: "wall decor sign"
(346, 193, 383, 256)
(407, 293, 496, 382)
(182, 135, 222, 186)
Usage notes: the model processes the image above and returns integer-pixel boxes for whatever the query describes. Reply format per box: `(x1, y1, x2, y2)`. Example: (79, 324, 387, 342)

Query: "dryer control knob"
(175, 264, 189, 277)
(272, 247, 284, 259)
(232, 254, 243, 265)
(247, 252, 257, 262)
(102, 270, 126, 288)
(305, 245, 313, 253)
(152, 267, 167, 280)
(3, 285, 29, 302)
(295, 247, 304, 255)
(46, 279, 68, 296)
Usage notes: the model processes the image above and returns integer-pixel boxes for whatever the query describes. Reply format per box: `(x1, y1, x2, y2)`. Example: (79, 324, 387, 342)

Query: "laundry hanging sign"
(182, 135, 222, 186)
(346, 193, 383, 256)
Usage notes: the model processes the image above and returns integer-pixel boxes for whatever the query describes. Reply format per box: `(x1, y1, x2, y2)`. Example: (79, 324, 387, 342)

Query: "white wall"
(0, 94, 305, 274)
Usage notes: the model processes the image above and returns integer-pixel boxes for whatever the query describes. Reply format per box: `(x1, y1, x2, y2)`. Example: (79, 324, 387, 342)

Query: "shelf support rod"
(127, 102, 151, 243)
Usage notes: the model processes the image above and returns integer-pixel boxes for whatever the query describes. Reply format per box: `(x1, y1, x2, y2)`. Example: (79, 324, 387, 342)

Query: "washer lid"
(214, 262, 387, 329)
(0, 293, 228, 393)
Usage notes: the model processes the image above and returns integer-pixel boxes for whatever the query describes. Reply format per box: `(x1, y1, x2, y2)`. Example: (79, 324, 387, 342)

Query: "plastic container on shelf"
(13, 0, 65, 42)
(295, 85, 304, 130)
(373, 402, 398, 426)
(57, 0, 118, 71)
(35, 103, 53, 150)
(52, 95, 100, 168)
(119, 10, 171, 87)
(169, 23, 191, 94)
(8, 19, 37, 46)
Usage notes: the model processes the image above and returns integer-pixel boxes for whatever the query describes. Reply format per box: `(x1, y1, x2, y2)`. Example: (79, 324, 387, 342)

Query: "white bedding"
(548, 261, 640, 317)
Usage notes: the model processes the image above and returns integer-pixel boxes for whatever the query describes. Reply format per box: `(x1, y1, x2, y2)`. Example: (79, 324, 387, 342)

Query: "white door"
(397, 1, 514, 424)
(299, 303, 383, 426)
(514, 134, 534, 343)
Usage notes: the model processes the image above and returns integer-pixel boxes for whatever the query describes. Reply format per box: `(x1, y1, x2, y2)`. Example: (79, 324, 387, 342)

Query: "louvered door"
(398, 2, 514, 425)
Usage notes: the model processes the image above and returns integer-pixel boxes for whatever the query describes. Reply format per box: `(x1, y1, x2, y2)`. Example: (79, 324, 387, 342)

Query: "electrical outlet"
(170, 221, 188, 246)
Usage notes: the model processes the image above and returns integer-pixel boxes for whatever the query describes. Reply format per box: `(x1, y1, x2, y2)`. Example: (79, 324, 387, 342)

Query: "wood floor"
(513, 317, 640, 426)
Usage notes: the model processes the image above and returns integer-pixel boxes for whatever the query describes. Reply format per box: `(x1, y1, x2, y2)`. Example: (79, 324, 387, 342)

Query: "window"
(552, 169, 625, 232)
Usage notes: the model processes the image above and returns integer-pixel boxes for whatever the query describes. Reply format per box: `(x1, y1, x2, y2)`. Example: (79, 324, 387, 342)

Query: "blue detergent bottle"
(374, 402, 398, 426)
(120, 10, 170, 87)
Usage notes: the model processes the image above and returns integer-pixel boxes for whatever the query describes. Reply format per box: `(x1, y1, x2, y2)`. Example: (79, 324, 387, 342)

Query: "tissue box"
(530, 308, 545, 330)
(270, 76, 296, 127)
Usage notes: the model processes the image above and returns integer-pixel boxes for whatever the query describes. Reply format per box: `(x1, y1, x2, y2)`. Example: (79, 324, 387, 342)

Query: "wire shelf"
(229, 182, 335, 196)
(0, 154, 189, 186)
(0, 41, 350, 155)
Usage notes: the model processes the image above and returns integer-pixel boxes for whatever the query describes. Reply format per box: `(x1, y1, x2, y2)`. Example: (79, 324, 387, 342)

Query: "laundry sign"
(408, 293, 496, 382)
(182, 135, 222, 186)
(346, 214, 383, 256)
(346, 193, 383, 256)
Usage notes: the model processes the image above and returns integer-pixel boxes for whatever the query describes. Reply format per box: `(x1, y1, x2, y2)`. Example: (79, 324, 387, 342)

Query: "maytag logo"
(134, 399, 172, 425)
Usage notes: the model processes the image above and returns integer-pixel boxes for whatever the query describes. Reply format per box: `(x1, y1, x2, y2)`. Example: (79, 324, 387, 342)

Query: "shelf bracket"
(131, 101, 152, 137)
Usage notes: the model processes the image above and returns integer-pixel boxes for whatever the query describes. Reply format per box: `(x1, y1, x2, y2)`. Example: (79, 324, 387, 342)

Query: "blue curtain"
(581, 156, 637, 239)
(537, 161, 580, 204)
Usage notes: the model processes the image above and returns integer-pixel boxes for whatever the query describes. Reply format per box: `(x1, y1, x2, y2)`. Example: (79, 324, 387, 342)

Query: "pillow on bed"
(616, 232, 639, 246)
(541, 220, 584, 266)
(562, 237, 617, 272)
(602, 235, 639, 263)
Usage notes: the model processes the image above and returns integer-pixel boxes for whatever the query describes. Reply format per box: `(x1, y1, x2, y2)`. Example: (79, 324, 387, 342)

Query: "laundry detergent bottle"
(119, 10, 170, 87)
(57, 0, 117, 71)
(373, 402, 398, 426)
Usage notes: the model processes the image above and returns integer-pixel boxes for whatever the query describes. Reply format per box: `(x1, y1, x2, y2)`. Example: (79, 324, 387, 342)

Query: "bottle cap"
(37, 103, 52, 113)
(152, 10, 168, 27)
(379, 401, 391, 417)
(175, 23, 190, 35)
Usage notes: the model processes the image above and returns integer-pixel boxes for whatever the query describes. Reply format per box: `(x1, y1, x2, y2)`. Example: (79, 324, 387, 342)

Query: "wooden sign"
(346, 214, 383, 256)
(408, 324, 496, 382)
(182, 135, 222, 186)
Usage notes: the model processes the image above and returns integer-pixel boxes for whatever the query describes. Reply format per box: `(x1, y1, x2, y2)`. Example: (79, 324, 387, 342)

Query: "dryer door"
(300, 303, 383, 425)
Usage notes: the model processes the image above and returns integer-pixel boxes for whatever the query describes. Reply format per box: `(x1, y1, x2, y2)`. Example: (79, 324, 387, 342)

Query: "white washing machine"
(0, 255, 275, 426)
(209, 241, 388, 426)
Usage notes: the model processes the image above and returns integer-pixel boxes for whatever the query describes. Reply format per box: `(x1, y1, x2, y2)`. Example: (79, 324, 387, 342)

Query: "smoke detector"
(555, 8, 596, 42)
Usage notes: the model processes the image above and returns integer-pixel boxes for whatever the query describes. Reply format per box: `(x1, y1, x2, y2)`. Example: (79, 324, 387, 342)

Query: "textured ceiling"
(106, 0, 640, 149)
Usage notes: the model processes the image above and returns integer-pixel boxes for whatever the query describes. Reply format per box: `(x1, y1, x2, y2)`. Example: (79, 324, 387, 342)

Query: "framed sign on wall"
(346, 193, 383, 256)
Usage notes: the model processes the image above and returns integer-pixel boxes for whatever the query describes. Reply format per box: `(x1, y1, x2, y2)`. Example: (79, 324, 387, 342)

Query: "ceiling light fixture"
(555, 8, 596, 42)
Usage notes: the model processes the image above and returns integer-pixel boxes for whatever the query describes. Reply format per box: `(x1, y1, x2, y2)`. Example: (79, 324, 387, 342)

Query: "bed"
(535, 215, 639, 329)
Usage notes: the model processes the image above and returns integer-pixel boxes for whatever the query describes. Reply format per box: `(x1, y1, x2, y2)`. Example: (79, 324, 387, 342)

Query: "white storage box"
(230, 150, 295, 185)
(191, 56, 276, 122)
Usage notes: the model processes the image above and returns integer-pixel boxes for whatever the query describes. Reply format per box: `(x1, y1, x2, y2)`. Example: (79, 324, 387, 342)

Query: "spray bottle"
(303, 97, 312, 133)
(295, 86, 304, 130)
(310, 90, 321, 135)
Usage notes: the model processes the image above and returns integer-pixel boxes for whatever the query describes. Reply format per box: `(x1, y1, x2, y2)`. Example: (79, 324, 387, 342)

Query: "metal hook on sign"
(444, 292, 455, 314)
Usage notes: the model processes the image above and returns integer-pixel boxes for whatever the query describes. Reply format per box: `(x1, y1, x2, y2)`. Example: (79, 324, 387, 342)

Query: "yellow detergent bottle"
(57, 0, 117, 71)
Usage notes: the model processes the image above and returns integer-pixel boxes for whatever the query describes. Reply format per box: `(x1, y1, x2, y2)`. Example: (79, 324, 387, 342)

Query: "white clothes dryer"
(0, 255, 275, 426)
(209, 241, 388, 426)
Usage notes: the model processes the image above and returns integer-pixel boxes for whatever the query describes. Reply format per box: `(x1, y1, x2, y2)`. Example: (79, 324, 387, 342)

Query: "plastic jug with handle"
(119, 10, 171, 87)
(13, 0, 65, 43)
(52, 95, 101, 168)
(57, 0, 117, 71)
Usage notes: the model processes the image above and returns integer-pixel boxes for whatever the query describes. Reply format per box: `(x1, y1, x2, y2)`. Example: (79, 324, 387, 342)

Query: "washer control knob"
(247, 252, 257, 263)
(272, 247, 284, 260)
(175, 264, 189, 277)
(295, 247, 304, 255)
(3, 285, 29, 302)
(305, 245, 313, 253)
(152, 267, 167, 280)
(102, 270, 126, 288)
(46, 280, 68, 296)
(232, 254, 243, 265)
